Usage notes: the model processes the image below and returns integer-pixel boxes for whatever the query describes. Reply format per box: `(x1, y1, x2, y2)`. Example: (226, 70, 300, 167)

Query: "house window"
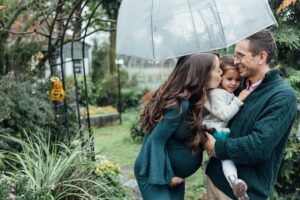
(74, 60, 82, 74)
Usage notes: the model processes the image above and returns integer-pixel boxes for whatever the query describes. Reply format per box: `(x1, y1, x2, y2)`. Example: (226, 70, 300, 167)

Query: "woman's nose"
(234, 58, 240, 65)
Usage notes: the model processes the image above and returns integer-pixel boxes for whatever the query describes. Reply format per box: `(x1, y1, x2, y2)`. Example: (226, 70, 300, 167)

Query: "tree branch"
(5, 0, 32, 29)
(91, 18, 117, 24)
(75, 27, 116, 41)
(0, 26, 50, 38)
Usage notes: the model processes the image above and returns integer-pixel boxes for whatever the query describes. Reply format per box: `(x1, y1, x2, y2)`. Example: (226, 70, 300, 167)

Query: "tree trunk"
(104, 1, 119, 74)
(109, 29, 116, 73)
(0, 33, 8, 75)
(73, 1, 82, 39)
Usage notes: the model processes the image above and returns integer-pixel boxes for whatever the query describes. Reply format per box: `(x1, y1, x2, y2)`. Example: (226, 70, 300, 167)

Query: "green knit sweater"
(206, 69, 297, 200)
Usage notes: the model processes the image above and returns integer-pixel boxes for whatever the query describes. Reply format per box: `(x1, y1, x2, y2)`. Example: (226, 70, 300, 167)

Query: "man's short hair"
(246, 29, 277, 64)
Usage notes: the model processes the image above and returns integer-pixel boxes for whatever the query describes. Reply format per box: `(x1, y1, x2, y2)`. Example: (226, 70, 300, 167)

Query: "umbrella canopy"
(116, 0, 276, 61)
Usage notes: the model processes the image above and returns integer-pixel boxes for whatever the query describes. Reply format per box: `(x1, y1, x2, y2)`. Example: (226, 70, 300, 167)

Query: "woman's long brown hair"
(140, 53, 218, 151)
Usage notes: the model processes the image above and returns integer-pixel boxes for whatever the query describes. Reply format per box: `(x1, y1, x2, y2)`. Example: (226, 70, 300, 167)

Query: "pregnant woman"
(134, 53, 223, 200)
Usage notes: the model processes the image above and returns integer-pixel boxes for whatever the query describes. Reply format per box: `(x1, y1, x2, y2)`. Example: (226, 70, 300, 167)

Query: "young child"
(203, 56, 250, 200)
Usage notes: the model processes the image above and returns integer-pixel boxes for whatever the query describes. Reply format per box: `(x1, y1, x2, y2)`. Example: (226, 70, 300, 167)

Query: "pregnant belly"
(167, 146, 203, 178)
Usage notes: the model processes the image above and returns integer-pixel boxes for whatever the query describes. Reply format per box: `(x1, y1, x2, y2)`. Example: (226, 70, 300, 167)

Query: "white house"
(44, 41, 92, 78)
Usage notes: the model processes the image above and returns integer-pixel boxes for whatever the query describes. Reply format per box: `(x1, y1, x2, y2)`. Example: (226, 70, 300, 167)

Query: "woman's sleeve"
(139, 101, 189, 185)
(205, 89, 243, 122)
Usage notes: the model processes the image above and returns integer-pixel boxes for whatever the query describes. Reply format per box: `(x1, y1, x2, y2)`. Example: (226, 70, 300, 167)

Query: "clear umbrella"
(116, 0, 276, 61)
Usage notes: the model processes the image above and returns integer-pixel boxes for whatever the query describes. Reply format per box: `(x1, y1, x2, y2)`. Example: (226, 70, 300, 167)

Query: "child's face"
(221, 69, 241, 93)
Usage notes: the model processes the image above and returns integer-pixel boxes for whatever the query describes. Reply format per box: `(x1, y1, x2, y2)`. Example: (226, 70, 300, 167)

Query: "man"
(204, 29, 298, 200)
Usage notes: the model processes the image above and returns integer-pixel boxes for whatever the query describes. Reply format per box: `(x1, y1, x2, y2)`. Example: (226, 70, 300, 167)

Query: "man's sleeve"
(214, 93, 297, 165)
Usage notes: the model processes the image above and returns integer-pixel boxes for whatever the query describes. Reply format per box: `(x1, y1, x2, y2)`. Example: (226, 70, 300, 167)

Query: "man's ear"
(258, 51, 268, 65)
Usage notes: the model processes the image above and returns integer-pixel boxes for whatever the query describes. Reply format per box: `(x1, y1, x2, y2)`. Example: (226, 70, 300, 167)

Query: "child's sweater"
(203, 88, 243, 131)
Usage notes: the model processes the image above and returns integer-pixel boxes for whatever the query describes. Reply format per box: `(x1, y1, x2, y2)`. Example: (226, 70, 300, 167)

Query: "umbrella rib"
(186, 0, 201, 50)
(212, 0, 227, 47)
(150, 0, 156, 60)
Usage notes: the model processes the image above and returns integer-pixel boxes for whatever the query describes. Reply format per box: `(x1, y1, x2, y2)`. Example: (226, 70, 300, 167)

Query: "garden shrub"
(0, 173, 50, 200)
(121, 87, 149, 111)
(0, 132, 126, 200)
(130, 119, 144, 143)
(130, 92, 152, 143)
(72, 76, 99, 106)
(0, 74, 78, 151)
(6, 42, 42, 74)
(96, 69, 128, 106)
(94, 155, 126, 198)
(0, 75, 53, 132)
(282, 67, 300, 101)
(77, 69, 149, 111)
(274, 111, 300, 198)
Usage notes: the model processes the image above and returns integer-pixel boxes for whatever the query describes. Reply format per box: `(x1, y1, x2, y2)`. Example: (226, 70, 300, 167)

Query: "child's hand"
(238, 89, 250, 102)
(169, 177, 185, 188)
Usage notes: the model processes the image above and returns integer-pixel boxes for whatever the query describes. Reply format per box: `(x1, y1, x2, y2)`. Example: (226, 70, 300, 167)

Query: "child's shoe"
(228, 175, 249, 200)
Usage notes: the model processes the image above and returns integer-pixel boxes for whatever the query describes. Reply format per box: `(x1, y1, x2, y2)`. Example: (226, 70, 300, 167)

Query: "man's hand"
(204, 132, 216, 157)
(169, 177, 184, 188)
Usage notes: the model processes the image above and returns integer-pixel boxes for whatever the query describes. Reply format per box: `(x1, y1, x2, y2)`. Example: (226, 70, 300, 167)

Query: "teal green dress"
(134, 100, 203, 200)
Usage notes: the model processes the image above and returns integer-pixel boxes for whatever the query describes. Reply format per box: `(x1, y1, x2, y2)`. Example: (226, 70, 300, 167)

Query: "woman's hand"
(204, 132, 216, 157)
(169, 177, 185, 188)
(238, 89, 250, 102)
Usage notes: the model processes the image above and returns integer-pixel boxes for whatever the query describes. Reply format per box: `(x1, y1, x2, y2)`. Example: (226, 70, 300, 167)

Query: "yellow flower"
(105, 163, 114, 169)
(95, 168, 102, 173)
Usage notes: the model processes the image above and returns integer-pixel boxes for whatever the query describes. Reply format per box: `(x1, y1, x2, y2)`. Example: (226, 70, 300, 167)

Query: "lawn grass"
(93, 109, 141, 168)
(93, 109, 206, 199)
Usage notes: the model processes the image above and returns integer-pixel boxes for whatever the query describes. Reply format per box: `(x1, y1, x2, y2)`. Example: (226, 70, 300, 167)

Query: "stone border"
(86, 113, 119, 127)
